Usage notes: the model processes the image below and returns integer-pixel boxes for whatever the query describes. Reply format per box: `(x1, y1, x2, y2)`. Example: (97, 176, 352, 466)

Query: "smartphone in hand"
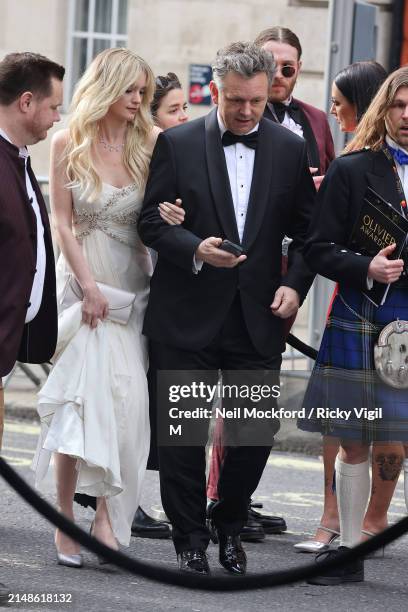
(219, 239, 245, 257)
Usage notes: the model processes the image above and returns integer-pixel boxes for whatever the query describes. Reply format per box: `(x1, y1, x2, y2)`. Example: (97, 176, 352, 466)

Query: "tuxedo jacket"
(0, 135, 57, 377)
(138, 108, 316, 357)
(264, 98, 335, 175)
(304, 147, 403, 288)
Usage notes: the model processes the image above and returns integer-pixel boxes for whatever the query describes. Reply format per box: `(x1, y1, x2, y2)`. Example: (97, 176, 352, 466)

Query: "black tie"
(221, 130, 258, 150)
(273, 101, 300, 124)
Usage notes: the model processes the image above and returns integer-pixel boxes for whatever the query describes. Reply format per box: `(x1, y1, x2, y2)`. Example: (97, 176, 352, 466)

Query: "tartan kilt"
(299, 285, 408, 442)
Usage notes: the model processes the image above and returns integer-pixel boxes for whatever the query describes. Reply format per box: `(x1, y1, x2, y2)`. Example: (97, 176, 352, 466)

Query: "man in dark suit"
(255, 26, 334, 187)
(206, 27, 336, 539)
(138, 41, 316, 575)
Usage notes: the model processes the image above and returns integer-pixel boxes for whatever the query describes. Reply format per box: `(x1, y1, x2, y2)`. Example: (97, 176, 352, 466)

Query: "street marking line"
(4, 421, 40, 436)
(2, 446, 35, 455)
(268, 455, 323, 471)
(1, 455, 32, 467)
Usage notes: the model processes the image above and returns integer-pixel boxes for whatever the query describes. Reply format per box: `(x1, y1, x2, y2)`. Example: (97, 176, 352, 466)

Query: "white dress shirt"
(266, 97, 304, 139)
(0, 128, 46, 322)
(217, 112, 258, 242)
(193, 113, 259, 273)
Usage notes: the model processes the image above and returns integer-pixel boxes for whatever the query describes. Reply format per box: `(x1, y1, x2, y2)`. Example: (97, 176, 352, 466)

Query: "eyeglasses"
(277, 65, 297, 78)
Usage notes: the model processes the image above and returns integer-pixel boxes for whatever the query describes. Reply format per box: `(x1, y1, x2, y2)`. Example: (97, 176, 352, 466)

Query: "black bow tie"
(273, 101, 300, 124)
(221, 130, 258, 150)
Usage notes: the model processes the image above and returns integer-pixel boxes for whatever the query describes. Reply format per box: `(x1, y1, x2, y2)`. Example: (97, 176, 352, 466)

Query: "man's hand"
(270, 286, 300, 319)
(368, 243, 404, 284)
(195, 237, 247, 268)
(158, 198, 185, 225)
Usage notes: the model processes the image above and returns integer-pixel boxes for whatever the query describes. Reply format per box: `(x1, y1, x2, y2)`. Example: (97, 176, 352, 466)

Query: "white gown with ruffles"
(32, 182, 152, 546)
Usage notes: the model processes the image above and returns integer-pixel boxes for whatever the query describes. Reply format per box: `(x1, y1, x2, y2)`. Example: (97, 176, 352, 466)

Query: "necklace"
(99, 138, 125, 153)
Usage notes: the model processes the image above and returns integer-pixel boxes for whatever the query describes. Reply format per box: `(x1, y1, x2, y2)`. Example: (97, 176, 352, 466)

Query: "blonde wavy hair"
(345, 66, 408, 153)
(65, 47, 155, 201)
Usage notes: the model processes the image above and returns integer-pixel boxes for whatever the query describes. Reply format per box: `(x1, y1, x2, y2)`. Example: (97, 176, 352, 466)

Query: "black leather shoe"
(177, 549, 210, 575)
(219, 534, 247, 575)
(131, 506, 171, 539)
(248, 501, 287, 534)
(240, 518, 265, 541)
(207, 500, 265, 542)
(307, 547, 364, 586)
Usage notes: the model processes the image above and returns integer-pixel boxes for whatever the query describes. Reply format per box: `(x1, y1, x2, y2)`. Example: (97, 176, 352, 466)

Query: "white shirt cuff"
(193, 254, 204, 274)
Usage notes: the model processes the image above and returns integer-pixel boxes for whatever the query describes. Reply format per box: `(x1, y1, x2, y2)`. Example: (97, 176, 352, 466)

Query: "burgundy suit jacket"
(295, 98, 335, 174)
(0, 135, 57, 377)
(264, 98, 335, 175)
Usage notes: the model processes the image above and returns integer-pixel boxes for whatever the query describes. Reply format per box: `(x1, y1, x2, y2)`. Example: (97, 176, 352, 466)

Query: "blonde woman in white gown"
(32, 48, 182, 566)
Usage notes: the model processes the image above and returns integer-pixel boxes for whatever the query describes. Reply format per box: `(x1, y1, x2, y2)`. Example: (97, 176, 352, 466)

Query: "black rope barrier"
(1, 455, 407, 590)
(287, 333, 318, 361)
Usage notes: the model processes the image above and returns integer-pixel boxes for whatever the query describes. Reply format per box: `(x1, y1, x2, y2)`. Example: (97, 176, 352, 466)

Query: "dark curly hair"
(151, 72, 182, 119)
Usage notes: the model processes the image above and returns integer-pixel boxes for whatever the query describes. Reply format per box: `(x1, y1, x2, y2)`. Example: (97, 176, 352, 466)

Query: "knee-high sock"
(335, 456, 370, 548)
(403, 459, 408, 513)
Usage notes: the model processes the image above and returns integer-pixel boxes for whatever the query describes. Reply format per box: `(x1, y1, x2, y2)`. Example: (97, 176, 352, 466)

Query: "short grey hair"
(212, 41, 276, 89)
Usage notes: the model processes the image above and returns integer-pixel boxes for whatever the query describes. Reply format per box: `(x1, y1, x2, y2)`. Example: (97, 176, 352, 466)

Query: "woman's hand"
(81, 284, 109, 328)
(159, 198, 185, 225)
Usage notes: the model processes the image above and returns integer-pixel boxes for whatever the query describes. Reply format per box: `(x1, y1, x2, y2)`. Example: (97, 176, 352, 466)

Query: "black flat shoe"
(206, 499, 265, 543)
(240, 517, 265, 541)
(177, 549, 210, 575)
(307, 546, 364, 586)
(131, 506, 171, 539)
(248, 501, 287, 534)
(219, 534, 247, 575)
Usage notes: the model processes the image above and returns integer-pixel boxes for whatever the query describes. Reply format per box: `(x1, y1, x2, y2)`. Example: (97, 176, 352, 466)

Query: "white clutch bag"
(60, 275, 136, 325)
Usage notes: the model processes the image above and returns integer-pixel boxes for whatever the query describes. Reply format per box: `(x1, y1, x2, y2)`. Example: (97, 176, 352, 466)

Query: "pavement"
(2, 420, 408, 612)
(2, 365, 408, 611)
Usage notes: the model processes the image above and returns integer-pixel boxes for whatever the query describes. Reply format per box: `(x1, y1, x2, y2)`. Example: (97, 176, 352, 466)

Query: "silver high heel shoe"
(55, 531, 83, 568)
(294, 525, 340, 553)
(56, 549, 83, 568)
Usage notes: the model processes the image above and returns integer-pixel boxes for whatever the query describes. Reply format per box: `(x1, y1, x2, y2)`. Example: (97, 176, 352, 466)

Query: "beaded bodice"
(72, 182, 142, 247)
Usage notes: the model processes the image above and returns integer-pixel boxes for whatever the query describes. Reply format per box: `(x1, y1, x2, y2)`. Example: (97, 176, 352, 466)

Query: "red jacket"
(295, 97, 335, 174)
(264, 98, 335, 175)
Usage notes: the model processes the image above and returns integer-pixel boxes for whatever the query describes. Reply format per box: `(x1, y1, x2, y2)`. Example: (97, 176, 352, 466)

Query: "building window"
(67, 0, 128, 102)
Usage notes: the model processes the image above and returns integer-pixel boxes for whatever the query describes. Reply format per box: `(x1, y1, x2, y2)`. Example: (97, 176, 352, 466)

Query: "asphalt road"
(1, 419, 408, 612)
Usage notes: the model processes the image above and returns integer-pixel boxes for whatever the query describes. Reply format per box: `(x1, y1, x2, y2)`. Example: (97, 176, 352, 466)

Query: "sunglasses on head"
(278, 65, 296, 78)
(155, 72, 179, 89)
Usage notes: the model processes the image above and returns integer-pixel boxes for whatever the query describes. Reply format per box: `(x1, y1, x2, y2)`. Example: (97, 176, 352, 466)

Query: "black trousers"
(150, 295, 282, 553)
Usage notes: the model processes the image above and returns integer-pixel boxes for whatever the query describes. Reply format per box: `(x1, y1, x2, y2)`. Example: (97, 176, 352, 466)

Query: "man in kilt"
(302, 66, 408, 585)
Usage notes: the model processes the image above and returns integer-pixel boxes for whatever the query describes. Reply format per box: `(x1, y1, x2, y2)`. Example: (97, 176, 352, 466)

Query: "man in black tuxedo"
(138, 41, 315, 575)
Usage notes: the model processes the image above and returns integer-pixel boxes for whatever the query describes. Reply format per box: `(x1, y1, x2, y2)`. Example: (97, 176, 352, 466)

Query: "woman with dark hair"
(151, 72, 188, 131)
(330, 61, 387, 130)
(295, 60, 405, 555)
